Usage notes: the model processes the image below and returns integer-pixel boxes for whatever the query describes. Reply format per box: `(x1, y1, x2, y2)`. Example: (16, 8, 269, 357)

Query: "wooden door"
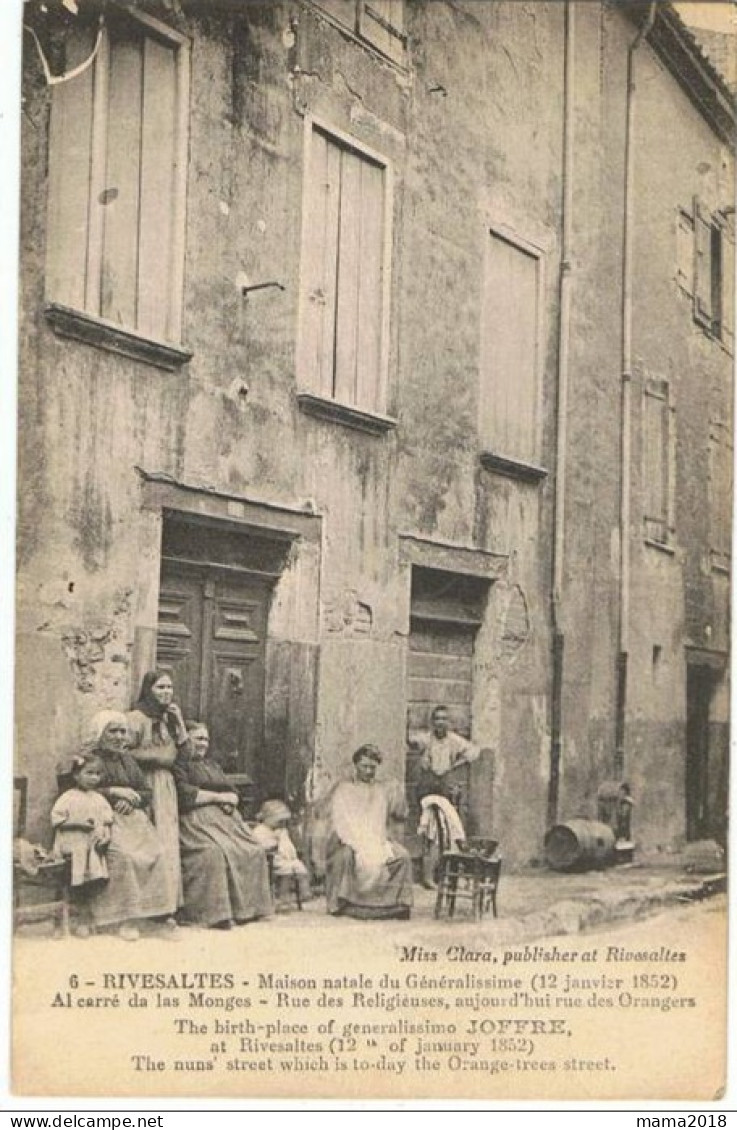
(156, 563, 272, 790)
(685, 665, 712, 841)
(406, 617, 477, 848)
(405, 567, 489, 853)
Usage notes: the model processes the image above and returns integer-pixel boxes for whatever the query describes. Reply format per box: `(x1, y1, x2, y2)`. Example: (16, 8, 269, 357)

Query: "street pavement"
(261, 855, 727, 947)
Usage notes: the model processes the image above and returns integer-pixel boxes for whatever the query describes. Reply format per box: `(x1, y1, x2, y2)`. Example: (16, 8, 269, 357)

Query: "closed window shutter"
(676, 209, 694, 294)
(301, 128, 386, 409)
(333, 147, 363, 405)
(355, 159, 384, 412)
(709, 421, 733, 570)
(722, 233, 734, 352)
(101, 31, 144, 329)
(301, 130, 341, 399)
(46, 14, 185, 343)
(694, 200, 713, 328)
(137, 34, 178, 340)
(359, 0, 406, 63)
(480, 230, 539, 464)
(333, 148, 384, 408)
(46, 28, 96, 311)
(643, 381, 669, 544)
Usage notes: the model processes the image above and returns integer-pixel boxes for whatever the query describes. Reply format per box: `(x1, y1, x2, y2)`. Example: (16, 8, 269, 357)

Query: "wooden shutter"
(46, 28, 97, 310)
(101, 28, 144, 329)
(722, 232, 734, 352)
(301, 128, 385, 409)
(709, 420, 733, 571)
(301, 129, 341, 399)
(333, 147, 363, 405)
(694, 200, 714, 328)
(355, 158, 384, 412)
(137, 34, 177, 340)
(480, 230, 539, 463)
(642, 380, 669, 544)
(359, 1, 406, 64)
(47, 15, 181, 340)
(101, 17, 178, 338)
(676, 209, 694, 295)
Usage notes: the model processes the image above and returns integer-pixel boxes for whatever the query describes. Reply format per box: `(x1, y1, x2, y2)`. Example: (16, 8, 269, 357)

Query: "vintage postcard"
(8, 0, 734, 1105)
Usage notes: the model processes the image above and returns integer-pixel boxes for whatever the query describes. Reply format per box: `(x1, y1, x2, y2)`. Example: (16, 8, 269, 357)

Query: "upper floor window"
(479, 226, 544, 469)
(679, 199, 734, 353)
(45, 9, 190, 346)
(312, 0, 406, 64)
(298, 121, 392, 418)
(642, 377, 676, 550)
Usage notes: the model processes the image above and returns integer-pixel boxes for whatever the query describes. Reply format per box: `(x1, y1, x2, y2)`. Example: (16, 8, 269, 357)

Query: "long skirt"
(90, 810, 173, 927)
(325, 834, 413, 919)
(144, 767, 182, 911)
(54, 829, 108, 887)
(179, 807, 273, 926)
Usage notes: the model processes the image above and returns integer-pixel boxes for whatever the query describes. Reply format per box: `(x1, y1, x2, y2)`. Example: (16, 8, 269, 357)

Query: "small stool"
(434, 839, 501, 921)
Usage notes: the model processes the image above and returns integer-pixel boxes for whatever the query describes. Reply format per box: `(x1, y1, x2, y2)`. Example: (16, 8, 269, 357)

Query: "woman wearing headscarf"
(126, 671, 187, 914)
(84, 710, 174, 940)
(173, 721, 273, 928)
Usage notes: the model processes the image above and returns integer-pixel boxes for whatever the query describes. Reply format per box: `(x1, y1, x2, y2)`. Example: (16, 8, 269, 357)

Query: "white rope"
(24, 14, 104, 87)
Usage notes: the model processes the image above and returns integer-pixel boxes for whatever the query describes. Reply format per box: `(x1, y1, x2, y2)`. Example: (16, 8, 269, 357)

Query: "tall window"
(298, 122, 392, 415)
(709, 419, 733, 573)
(45, 10, 190, 344)
(642, 378, 676, 548)
(479, 227, 543, 466)
(692, 201, 734, 352)
(312, 0, 406, 64)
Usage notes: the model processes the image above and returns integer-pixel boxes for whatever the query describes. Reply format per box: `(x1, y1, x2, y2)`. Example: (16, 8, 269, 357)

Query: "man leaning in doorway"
(411, 705, 480, 888)
(414, 705, 480, 803)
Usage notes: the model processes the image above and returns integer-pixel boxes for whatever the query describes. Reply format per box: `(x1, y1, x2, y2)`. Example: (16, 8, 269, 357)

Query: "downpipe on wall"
(617, 1, 656, 777)
(548, 0, 575, 829)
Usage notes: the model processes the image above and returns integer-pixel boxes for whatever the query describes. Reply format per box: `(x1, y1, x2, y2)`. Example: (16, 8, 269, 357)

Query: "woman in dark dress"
(173, 722, 273, 928)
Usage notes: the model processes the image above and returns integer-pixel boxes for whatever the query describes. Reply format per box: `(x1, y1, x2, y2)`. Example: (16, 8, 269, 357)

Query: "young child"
(251, 799, 311, 907)
(51, 754, 113, 893)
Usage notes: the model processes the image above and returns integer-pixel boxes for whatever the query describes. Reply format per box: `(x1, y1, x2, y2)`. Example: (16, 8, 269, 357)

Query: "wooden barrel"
(544, 820, 616, 871)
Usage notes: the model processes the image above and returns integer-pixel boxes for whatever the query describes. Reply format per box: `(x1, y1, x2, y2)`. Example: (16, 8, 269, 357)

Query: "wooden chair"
(13, 776, 71, 937)
(434, 837, 501, 921)
(264, 849, 303, 911)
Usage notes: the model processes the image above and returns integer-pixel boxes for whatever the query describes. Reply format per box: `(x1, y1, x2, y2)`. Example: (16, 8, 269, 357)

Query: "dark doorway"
(685, 664, 715, 842)
(155, 516, 291, 798)
(405, 567, 489, 852)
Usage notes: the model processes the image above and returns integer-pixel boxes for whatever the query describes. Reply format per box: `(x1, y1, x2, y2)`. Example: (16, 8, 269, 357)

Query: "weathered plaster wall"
(16, 1, 732, 863)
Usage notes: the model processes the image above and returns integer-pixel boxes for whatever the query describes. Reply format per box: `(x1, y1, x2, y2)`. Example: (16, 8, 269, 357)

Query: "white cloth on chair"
(418, 794, 466, 851)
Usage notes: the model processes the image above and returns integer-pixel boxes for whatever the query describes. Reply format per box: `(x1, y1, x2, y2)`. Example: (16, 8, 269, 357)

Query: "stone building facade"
(17, 0, 733, 864)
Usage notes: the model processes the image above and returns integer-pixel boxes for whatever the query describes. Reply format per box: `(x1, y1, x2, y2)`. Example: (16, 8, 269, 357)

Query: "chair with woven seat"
(434, 837, 501, 921)
(13, 776, 71, 938)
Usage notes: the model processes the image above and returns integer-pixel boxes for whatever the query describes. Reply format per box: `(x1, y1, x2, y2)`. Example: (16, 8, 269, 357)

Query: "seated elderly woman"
(84, 710, 175, 940)
(324, 745, 413, 920)
(172, 722, 273, 929)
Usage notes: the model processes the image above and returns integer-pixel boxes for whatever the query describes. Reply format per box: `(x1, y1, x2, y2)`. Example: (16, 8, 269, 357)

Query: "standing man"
(414, 705, 480, 802)
(410, 706, 480, 889)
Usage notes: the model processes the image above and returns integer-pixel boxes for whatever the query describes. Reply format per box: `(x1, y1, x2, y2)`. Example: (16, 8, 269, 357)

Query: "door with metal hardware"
(156, 562, 271, 789)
